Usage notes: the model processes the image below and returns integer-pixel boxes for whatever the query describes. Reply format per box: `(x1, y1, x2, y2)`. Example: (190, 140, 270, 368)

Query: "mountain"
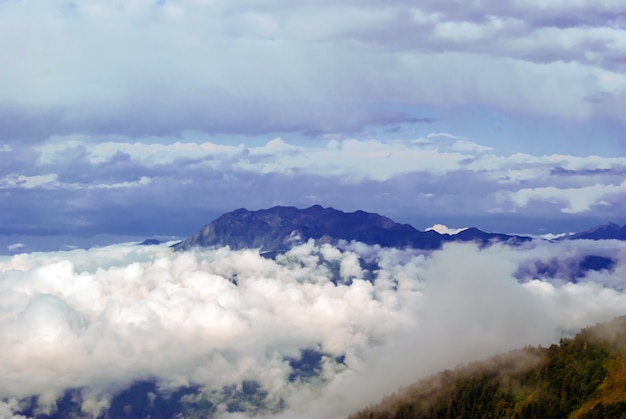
(565, 222, 626, 241)
(138, 238, 162, 246)
(349, 316, 626, 419)
(171, 205, 531, 252)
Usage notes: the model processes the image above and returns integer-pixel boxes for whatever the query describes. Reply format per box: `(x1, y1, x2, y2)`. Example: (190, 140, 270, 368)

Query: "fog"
(1, 238, 625, 418)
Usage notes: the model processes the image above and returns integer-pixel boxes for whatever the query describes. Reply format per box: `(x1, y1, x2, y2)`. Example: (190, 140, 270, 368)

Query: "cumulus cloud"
(1, 239, 626, 417)
(502, 179, 626, 214)
(32, 135, 626, 190)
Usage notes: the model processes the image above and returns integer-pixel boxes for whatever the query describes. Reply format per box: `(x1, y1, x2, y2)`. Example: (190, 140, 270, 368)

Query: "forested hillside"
(350, 317, 626, 419)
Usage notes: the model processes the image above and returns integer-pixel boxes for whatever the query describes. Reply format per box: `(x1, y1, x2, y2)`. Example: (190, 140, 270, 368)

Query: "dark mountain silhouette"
(565, 222, 626, 241)
(138, 238, 161, 246)
(171, 205, 531, 252)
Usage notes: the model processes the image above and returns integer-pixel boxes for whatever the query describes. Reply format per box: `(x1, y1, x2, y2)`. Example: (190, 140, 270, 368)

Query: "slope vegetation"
(350, 317, 626, 419)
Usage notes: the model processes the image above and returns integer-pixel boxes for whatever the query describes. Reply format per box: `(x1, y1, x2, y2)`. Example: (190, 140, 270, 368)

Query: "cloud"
(0, 398, 28, 419)
(539, 232, 571, 240)
(425, 224, 468, 235)
(0, 0, 625, 141)
(35, 135, 626, 186)
(7, 243, 25, 251)
(0, 174, 58, 189)
(2, 135, 625, 241)
(502, 179, 626, 214)
(1, 239, 626, 417)
(448, 140, 494, 153)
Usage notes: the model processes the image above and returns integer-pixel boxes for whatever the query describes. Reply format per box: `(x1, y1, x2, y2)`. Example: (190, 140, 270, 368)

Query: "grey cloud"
(301, 112, 436, 137)
(0, 146, 40, 177)
(0, 103, 69, 143)
(550, 166, 623, 177)
(1, 0, 624, 144)
(331, 2, 625, 72)
(413, 1, 626, 26)
(0, 96, 434, 142)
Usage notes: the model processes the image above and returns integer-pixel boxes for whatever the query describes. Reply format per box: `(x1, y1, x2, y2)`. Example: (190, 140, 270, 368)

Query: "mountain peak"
(172, 206, 531, 253)
(568, 222, 626, 241)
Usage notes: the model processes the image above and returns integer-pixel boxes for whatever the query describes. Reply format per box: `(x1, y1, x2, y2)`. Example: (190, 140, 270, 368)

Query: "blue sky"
(1, 0, 626, 251)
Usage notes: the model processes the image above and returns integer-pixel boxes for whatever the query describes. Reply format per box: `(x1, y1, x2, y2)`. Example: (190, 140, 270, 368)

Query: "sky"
(1, 0, 626, 252)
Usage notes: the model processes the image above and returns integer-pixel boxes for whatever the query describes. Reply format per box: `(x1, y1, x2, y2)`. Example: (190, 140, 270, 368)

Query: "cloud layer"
(1, 238, 626, 417)
(1, 0, 625, 140)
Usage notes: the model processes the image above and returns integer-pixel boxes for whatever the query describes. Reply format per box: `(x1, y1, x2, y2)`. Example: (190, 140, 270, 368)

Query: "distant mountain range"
(171, 205, 532, 253)
(561, 222, 626, 241)
(170, 206, 626, 253)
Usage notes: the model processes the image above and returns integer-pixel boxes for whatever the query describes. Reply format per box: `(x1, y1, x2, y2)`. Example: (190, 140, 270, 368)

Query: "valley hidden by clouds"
(2, 234, 626, 418)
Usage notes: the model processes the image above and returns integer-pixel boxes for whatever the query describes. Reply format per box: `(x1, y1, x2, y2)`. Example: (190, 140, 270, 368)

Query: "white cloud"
(7, 243, 26, 251)
(33, 135, 626, 186)
(0, 174, 58, 189)
(425, 133, 494, 153)
(0, 398, 30, 419)
(37, 134, 244, 165)
(448, 139, 494, 153)
(0, 172, 152, 192)
(503, 179, 626, 213)
(425, 224, 467, 235)
(86, 176, 152, 190)
(1, 239, 626, 417)
(539, 232, 571, 240)
(37, 136, 469, 182)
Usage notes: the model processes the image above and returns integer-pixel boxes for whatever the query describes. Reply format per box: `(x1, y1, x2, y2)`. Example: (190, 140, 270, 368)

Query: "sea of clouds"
(1, 238, 626, 418)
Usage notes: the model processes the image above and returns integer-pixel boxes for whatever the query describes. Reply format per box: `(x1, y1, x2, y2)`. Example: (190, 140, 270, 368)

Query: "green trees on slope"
(351, 317, 626, 419)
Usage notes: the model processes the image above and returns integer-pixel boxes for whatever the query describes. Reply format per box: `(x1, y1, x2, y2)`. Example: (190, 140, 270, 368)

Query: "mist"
(1, 238, 625, 418)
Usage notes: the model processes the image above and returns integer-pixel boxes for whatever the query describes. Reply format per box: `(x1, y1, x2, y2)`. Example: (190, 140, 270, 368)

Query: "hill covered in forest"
(350, 316, 626, 419)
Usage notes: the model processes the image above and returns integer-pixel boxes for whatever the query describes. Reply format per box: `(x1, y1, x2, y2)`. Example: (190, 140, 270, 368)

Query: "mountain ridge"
(563, 222, 626, 241)
(171, 205, 532, 252)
